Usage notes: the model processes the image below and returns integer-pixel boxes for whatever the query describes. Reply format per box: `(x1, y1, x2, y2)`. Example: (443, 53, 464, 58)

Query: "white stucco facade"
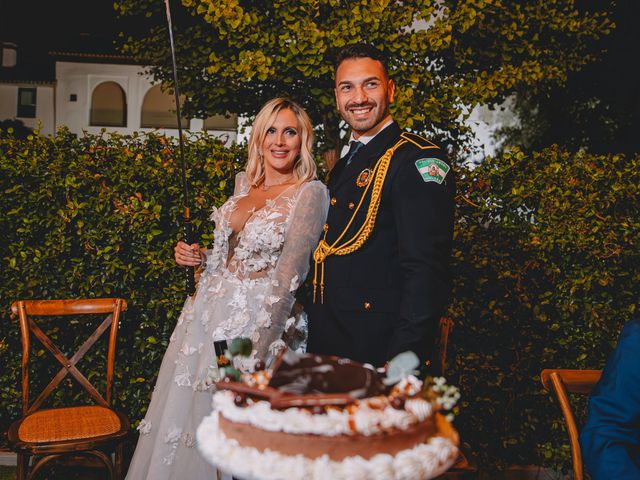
(0, 83, 55, 134)
(0, 56, 237, 143)
(56, 60, 237, 142)
(467, 97, 519, 161)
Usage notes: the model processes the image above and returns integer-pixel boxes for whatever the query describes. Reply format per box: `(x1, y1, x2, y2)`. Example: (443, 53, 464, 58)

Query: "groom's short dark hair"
(334, 43, 390, 78)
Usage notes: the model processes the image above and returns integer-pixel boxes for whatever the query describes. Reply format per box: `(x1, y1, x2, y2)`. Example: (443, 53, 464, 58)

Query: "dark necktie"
(343, 140, 364, 166)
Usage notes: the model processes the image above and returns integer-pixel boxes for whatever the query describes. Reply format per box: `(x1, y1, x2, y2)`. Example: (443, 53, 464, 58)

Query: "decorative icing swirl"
(405, 398, 434, 422)
(213, 389, 433, 437)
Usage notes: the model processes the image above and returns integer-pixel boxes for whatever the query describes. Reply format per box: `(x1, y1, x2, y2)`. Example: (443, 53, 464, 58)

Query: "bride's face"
(261, 108, 301, 178)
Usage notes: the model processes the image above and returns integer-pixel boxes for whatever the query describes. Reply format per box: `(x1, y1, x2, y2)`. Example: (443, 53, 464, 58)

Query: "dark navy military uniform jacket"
(580, 318, 640, 479)
(307, 121, 455, 368)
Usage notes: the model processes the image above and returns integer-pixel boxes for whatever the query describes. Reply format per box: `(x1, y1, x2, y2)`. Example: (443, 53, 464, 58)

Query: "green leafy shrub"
(450, 146, 640, 469)
(1, 130, 638, 471)
(0, 128, 244, 432)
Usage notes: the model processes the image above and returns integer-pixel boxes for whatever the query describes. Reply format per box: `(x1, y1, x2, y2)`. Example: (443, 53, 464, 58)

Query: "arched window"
(140, 85, 188, 129)
(90, 81, 127, 127)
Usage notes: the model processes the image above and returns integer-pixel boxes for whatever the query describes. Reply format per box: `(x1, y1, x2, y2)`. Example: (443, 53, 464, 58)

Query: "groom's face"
(335, 57, 395, 137)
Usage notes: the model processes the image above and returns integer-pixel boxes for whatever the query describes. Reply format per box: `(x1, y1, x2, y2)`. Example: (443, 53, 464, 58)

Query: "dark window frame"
(17, 87, 37, 118)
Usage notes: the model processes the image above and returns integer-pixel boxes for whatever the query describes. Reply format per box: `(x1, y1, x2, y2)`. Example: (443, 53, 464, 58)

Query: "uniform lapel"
(331, 122, 402, 191)
(327, 150, 349, 190)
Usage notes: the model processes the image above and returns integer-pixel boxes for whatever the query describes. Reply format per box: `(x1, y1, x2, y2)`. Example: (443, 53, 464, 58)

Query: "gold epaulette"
(400, 131, 440, 150)
(312, 138, 408, 303)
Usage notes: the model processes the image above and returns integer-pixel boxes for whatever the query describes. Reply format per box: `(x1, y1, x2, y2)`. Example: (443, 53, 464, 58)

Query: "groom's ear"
(387, 79, 395, 104)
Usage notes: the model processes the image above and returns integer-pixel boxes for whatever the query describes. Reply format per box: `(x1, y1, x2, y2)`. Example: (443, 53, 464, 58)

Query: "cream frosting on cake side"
(196, 411, 458, 480)
(196, 352, 460, 480)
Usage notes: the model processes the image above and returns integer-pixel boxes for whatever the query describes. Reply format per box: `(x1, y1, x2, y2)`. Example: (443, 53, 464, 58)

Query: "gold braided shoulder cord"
(313, 139, 408, 303)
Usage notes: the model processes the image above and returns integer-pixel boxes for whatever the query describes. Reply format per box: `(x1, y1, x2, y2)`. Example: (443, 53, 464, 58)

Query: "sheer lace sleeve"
(233, 171, 250, 196)
(252, 180, 329, 362)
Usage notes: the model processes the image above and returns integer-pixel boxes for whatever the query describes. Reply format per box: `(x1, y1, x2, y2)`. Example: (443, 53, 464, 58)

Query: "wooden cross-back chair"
(7, 298, 130, 480)
(541, 369, 602, 480)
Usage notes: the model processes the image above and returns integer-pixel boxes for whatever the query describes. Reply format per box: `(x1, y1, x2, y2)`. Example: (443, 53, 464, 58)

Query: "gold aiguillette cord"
(312, 139, 407, 303)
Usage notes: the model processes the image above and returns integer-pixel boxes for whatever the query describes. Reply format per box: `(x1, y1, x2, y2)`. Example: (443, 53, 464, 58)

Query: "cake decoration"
(197, 342, 460, 480)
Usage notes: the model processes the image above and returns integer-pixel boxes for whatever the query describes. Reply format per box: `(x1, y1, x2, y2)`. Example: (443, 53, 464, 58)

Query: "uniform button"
(363, 302, 371, 311)
(348, 202, 355, 210)
(330, 197, 337, 206)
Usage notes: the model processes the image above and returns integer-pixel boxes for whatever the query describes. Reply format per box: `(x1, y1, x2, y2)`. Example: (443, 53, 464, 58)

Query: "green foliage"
(451, 146, 640, 468)
(0, 128, 244, 432)
(494, 1, 639, 155)
(115, 0, 613, 151)
(1, 131, 638, 471)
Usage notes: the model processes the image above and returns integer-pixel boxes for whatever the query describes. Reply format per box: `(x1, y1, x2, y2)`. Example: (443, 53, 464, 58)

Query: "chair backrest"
(10, 298, 127, 416)
(541, 369, 602, 480)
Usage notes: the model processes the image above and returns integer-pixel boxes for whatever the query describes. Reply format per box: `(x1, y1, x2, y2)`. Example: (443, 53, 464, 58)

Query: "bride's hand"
(174, 241, 204, 267)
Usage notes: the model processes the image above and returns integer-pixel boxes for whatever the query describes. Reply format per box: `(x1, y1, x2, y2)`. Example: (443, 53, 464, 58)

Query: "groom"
(307, 44, 455, 370)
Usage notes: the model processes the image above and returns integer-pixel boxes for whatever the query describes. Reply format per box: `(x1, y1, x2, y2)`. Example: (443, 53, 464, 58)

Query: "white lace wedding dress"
(125, 173, 329, 479)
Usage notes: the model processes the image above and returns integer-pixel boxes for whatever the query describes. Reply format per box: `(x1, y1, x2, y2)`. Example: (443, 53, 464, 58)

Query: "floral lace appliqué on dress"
(125, 173, 329, 480)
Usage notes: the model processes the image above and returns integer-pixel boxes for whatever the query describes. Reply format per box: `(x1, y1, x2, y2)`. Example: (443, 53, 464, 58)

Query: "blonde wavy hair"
(246, 98, 317, 186)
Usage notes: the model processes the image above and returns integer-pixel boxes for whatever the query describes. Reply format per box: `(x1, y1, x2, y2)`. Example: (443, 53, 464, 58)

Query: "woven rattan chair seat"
(18, 405, 121, 443)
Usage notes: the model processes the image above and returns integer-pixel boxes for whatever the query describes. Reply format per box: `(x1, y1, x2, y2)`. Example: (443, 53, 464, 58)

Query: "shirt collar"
(341, 118, 394, 156)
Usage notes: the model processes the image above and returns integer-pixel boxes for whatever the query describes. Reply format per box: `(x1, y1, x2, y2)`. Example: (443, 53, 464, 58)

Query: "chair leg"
(16, 453, 29, 480)
(115, 443, 125, 480)
(86, 450, 114, 480)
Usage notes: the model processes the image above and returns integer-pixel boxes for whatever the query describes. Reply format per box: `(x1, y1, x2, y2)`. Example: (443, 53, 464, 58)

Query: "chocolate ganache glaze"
(269, 351, 385, 397)
(216, 351, 386, 409)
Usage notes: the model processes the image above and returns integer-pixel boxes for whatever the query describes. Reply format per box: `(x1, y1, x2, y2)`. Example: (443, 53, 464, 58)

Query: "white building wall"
(467, 96, 519, 161)
(0, 83, 55, 135)
(0, 84, 17, 121)
(55, 61, 236, 143)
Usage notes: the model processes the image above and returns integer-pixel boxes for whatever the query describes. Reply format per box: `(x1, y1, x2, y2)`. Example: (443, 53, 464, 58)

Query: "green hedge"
(449, 147, 640, 469)
(0, 128, 244, 433)
(1, 130, 639, 471)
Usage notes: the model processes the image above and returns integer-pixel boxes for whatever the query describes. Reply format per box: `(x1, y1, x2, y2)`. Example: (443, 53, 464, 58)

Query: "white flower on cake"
(431, 377, 461, 412)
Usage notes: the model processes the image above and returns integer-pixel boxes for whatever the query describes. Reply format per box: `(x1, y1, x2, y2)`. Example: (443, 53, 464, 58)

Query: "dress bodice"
(197, 172, 329, 363)
(205, 173, 307, 280)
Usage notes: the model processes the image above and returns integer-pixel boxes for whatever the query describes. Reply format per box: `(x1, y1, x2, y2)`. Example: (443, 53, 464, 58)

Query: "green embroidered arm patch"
(415, 158, 450, 184)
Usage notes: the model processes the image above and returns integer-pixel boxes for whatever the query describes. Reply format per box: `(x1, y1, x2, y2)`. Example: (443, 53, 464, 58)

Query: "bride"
(125, 98, 329, 479)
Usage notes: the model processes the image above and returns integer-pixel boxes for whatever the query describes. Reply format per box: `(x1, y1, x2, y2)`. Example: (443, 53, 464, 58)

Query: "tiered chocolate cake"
(197, 352, 459, 480)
